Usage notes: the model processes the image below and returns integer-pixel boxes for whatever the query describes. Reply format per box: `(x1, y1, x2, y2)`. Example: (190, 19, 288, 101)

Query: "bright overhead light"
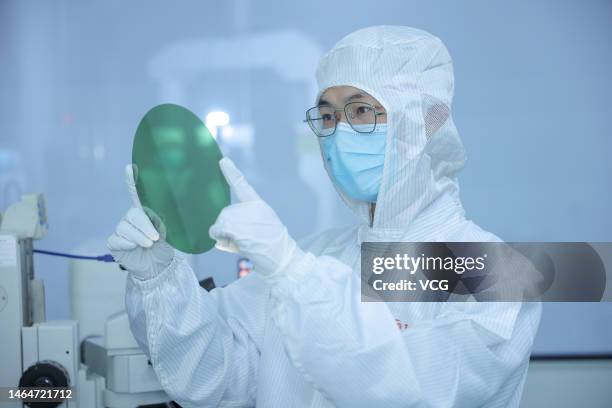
(206, 111, 230, 128)
(205, 111, 230, 139)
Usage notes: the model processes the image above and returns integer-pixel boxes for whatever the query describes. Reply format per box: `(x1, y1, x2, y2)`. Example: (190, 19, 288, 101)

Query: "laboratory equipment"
(0, 194, 176, 407)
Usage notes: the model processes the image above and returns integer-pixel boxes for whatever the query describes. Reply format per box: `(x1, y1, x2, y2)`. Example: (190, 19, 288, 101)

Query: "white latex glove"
(209, 157, 301, 278)
(107, 165, 175, 280)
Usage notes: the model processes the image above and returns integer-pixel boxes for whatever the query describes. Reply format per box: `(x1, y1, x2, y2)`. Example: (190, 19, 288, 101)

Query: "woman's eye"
(322, 114, 334, 121)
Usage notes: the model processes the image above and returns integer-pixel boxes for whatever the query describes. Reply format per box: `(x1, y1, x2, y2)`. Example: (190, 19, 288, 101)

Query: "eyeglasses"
(304, 102, 386, 137)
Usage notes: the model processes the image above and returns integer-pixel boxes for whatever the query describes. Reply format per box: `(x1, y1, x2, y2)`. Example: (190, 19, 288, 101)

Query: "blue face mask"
(321, 122, 387, 203)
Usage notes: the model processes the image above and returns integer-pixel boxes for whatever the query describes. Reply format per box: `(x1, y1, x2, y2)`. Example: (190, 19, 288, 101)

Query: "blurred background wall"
(1, 0, 611, 357)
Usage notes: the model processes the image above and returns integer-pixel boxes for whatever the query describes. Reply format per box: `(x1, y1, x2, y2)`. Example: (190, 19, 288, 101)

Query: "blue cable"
(33, 249, 115, 263)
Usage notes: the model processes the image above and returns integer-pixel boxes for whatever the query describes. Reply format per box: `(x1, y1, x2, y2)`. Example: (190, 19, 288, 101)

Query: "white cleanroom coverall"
(124, 26, 541, 407)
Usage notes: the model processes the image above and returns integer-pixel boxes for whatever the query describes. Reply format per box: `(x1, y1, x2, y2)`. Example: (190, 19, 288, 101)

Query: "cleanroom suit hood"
(316, 26, 466, 233)
(125, 26, 541, 408)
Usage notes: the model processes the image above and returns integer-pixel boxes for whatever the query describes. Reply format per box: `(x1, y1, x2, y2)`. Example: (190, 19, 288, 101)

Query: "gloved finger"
(209, 204, 245, 253)
(208, 219, 232, 243)
(125, 164, 142, 209)
(209, 216, 239, 243)
(215, 238, 240, 253)
(209, 222, 240, 253)
(219, 157, 261, 203)
(142, 207, 167, 240)
(125, 207, 160, 241)
(116, 219, 154, 248)
(107, 233, 138, 251)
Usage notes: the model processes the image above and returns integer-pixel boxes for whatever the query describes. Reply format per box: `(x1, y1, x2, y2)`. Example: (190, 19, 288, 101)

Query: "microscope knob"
(18, 360, 69, 408)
